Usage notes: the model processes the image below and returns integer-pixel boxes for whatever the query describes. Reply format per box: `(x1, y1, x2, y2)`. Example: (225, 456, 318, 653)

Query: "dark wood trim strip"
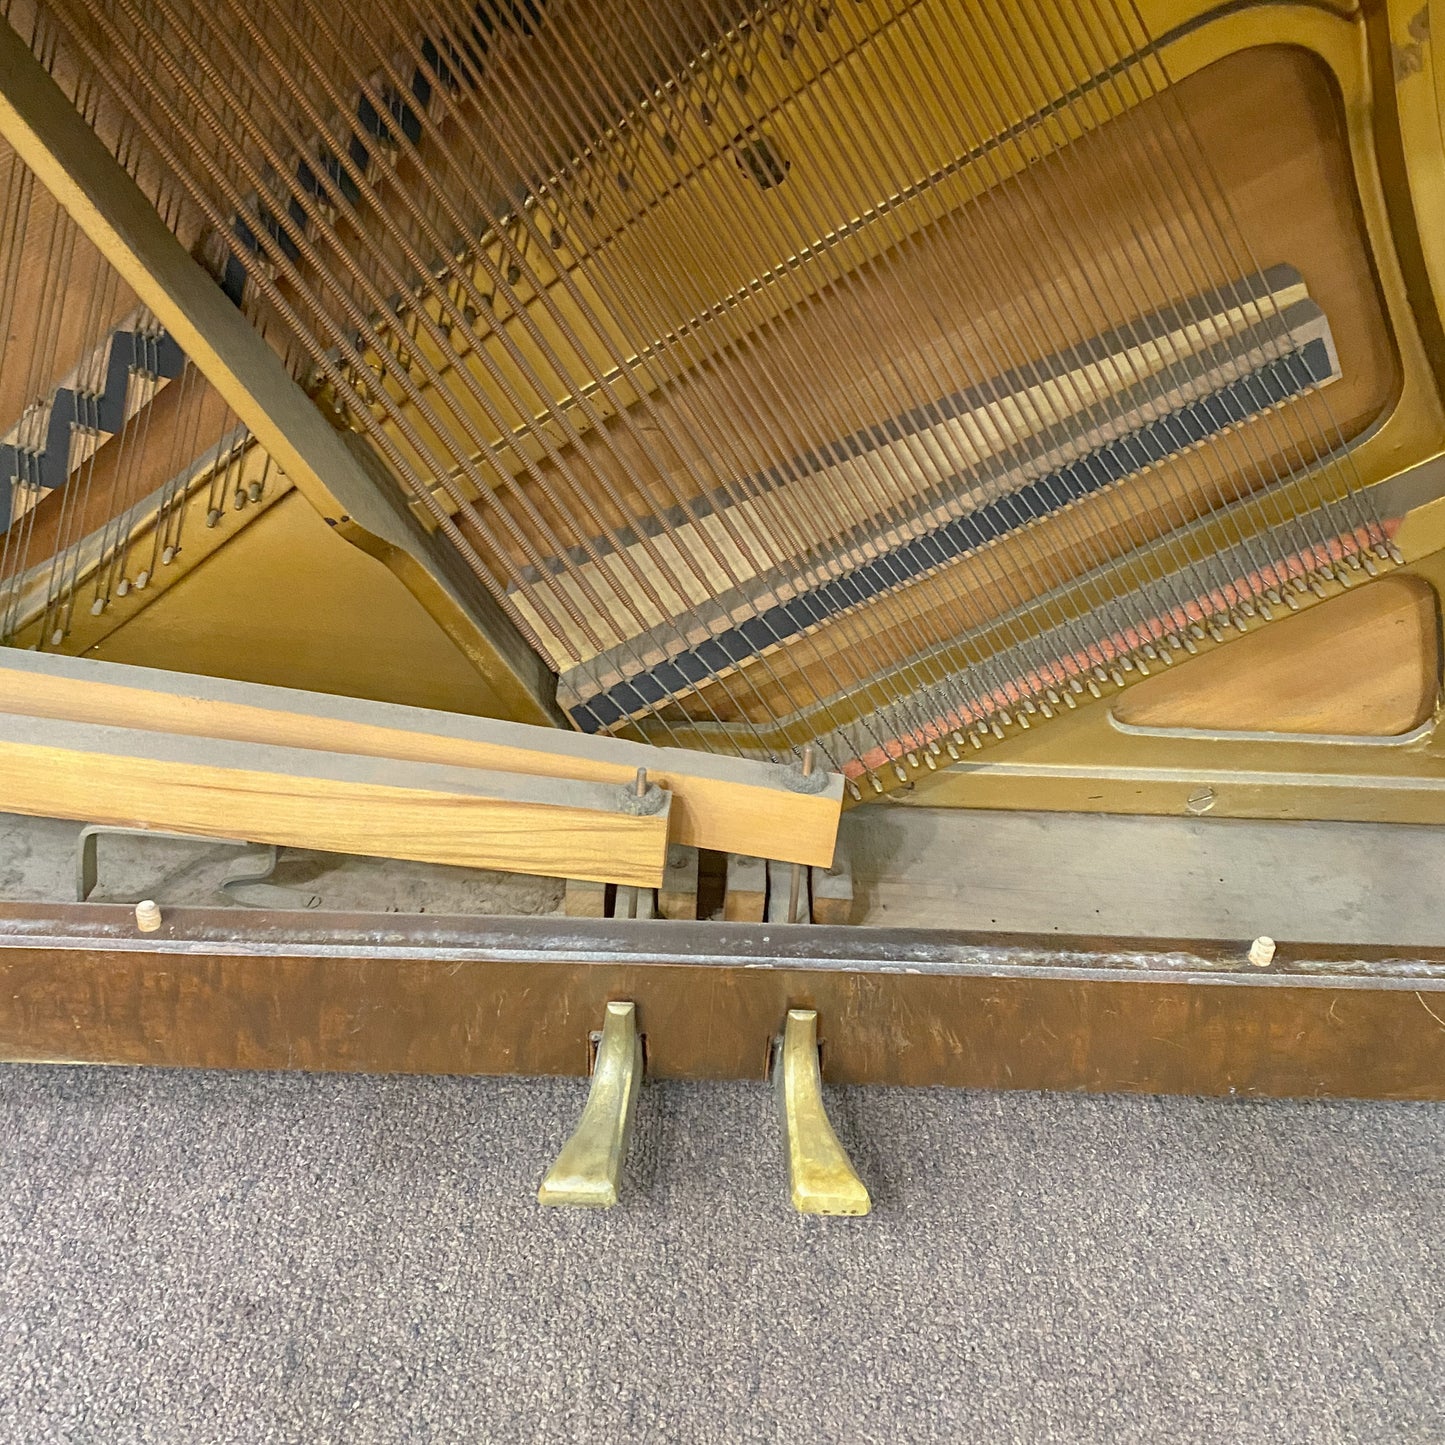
(2, 903, 1444, 1098)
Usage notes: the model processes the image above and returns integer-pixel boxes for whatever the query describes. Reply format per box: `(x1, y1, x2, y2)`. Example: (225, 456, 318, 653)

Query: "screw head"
(1186, 786, 1216, 816)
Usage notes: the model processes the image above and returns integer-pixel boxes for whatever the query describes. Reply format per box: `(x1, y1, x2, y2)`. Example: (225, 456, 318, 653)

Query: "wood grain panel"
(1, 905, 1443, 1099)
(1113, 574, 1440, 735)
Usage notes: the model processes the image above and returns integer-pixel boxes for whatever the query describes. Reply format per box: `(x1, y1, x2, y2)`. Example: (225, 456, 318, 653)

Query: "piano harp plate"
(1, 3, 1443, 789)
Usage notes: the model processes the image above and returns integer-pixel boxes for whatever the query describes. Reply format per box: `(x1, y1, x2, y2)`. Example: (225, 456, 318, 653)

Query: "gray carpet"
(0, 1069, 1441, 1444)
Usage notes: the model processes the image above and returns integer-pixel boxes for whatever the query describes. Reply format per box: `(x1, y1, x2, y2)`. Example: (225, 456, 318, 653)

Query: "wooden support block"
(810, 841, 856, 926)
(0, 650, 844, 867)
(609, 886, 657, 920)
(563, 879, 609, 918)
(767, 858, 811, 924)
(658, 846, 700, 921)
(723, 854, 768, 923)
(0, 713, 670, 887)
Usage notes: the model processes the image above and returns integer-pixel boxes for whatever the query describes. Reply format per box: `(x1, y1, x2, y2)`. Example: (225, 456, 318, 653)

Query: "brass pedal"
(537, 1000, 643, 1208)
(773, 1008, 871, 1216)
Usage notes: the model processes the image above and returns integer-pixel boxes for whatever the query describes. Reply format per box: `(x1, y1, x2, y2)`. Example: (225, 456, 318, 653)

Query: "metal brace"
(75, 825, 321, 909)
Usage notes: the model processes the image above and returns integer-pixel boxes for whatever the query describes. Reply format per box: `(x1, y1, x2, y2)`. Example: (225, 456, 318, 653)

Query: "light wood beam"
(0, 711, 671, 887)
(0, 649, 844, 866)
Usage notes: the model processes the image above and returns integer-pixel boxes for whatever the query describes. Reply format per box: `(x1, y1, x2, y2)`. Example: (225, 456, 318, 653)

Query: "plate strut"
(75, 825, 320, 908)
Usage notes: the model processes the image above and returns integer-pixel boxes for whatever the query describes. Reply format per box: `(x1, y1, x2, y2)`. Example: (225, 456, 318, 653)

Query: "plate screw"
(1186, 786, 1216, 815)
(135, 899, 162, 933)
